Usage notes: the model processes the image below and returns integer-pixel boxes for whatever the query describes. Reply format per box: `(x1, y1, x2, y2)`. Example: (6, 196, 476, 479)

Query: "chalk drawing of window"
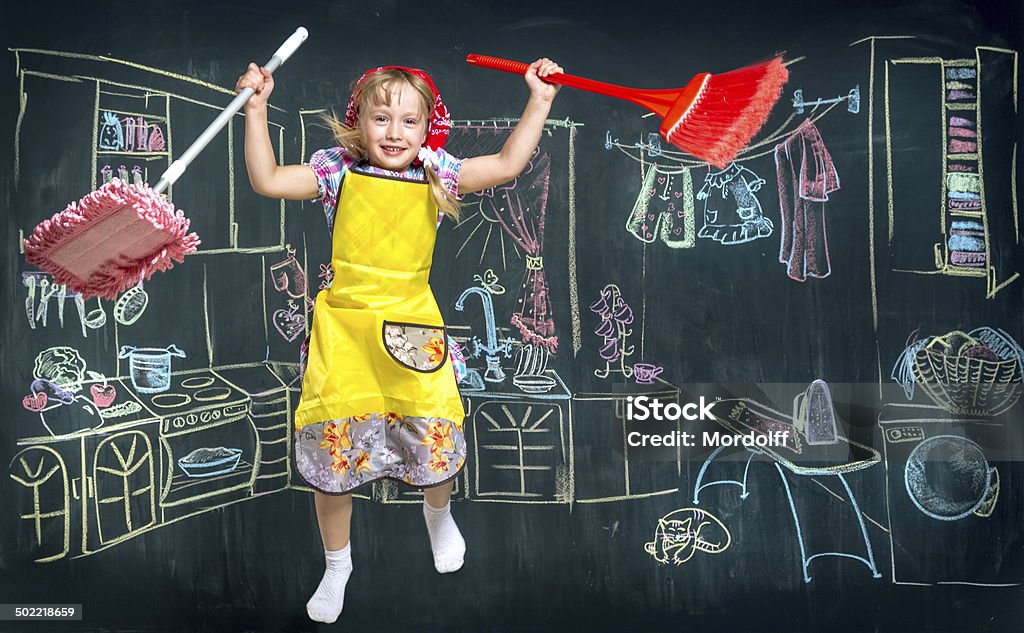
(91, 431, 156, 546)
(9, 446, 70, 562)
(884, 47, 1020, 298)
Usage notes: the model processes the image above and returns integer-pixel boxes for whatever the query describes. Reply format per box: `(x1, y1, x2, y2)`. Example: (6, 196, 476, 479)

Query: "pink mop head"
(23, 178, 200, 300)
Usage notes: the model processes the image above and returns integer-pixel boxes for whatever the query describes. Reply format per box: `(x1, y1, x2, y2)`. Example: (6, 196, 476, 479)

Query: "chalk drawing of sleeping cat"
(644, 507, 732, 565)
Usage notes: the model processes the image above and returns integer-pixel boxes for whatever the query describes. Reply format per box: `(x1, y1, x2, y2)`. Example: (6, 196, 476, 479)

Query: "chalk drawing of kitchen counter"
(10, 369, 260, 561)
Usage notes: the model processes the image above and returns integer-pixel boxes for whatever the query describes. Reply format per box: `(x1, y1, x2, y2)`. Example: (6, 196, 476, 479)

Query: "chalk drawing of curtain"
(485, 153, 557, 351)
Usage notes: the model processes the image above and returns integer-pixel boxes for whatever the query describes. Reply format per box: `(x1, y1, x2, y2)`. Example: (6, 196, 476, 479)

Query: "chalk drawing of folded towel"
(696, 163, 773, 245)
(948, 220, 987, 267)
(946, 173, 982, 210)
(626, 165, 696, 248)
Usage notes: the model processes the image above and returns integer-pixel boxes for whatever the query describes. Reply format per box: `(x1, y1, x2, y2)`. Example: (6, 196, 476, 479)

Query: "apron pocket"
(382, 321, 448, 373)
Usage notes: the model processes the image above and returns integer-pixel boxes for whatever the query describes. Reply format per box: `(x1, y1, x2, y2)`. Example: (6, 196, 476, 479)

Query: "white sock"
(423, 500, 465, 573)
(306, 543, 352, 624)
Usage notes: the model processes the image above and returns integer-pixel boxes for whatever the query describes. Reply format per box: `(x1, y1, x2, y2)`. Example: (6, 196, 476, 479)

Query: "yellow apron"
(294, 169, 464, 430)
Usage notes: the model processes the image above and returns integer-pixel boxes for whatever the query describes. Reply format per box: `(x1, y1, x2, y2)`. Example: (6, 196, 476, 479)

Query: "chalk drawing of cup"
(633, 363, 664, 385)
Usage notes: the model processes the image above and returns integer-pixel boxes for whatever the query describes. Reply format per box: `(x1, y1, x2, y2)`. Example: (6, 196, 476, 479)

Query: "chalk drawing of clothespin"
(792, 85, 860, 114)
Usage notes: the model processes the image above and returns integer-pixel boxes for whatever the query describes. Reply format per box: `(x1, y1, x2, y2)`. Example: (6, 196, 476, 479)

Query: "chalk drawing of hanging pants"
(696, 164, 773, 245)
(774, 119, 840, 282)
(626, 165, 696, 248)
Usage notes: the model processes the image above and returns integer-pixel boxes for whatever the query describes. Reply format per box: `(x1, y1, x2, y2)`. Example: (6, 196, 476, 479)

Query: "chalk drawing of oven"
(878, 403, 1022, 586)
(138, 370, 258, 523)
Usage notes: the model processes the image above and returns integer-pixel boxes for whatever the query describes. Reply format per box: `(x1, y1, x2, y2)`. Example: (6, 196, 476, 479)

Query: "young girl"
(236, 57, 562, 624)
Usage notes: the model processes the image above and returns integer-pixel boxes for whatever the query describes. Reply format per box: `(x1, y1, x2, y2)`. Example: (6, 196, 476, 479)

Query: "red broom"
(466, 54, 788, 168)
(24, 28, 308, 300)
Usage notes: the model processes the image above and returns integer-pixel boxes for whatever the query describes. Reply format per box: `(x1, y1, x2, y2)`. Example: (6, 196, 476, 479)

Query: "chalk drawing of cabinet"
(884, 47, 1020, 298)
(11, 419, 160, 562)
(13, 48, 292, 253)
(571, 371, 681, 502)
(461, 371, 574, 503)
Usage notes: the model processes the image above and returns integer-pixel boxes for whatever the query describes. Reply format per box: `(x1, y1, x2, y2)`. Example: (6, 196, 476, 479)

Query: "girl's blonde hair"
(322, 68, 461, 221)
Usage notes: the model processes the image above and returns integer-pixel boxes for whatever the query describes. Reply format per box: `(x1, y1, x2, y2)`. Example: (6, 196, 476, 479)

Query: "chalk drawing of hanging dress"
(626, 165, 696, 248)
(696, 163, 773, 245)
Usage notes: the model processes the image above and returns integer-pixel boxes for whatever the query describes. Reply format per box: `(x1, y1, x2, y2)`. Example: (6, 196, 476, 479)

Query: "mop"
(24, 27, 308, 300)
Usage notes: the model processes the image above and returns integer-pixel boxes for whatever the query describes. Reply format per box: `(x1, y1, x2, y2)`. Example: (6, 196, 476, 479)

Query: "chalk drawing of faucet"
(455, 286, 516, 383)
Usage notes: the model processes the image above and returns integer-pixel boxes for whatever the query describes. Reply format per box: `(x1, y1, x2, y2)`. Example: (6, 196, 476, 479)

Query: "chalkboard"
(2, 0, 1023, 631)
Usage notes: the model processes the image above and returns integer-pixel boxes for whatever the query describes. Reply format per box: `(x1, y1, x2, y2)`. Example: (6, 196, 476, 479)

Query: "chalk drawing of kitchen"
(9, 47, 307, 562)
(9, 48, 690, 566)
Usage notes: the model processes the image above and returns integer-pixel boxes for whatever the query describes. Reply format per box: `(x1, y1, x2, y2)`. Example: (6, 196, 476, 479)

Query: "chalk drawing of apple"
(87, 371, 116, 408)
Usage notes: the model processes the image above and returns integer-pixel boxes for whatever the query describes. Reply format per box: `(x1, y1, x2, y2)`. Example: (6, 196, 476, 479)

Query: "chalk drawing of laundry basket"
(912, 327, 1023, 416)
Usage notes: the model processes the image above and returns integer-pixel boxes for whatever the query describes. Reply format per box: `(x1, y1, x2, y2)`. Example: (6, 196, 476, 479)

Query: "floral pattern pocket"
(382, 321, 448, 373)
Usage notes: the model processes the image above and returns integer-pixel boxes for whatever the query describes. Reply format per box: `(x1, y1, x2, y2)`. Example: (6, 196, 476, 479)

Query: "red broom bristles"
(665, 57, 789, 168)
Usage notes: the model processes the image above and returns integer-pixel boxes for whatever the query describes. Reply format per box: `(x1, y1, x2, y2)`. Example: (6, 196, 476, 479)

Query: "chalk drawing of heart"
(90, 383, 117, 408)
(273, 308, 305, 342)
(23, 392, 48, 412)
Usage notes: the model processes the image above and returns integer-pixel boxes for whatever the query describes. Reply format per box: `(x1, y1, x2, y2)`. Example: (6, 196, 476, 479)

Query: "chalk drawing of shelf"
(882, 46, 1020, 298)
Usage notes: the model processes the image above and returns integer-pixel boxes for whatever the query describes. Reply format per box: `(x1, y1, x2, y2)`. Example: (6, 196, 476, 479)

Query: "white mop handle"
(153, 27, 309, 194)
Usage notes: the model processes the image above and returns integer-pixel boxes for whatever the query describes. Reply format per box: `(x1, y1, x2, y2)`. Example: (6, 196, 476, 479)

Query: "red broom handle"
(466, 54, 676, 110)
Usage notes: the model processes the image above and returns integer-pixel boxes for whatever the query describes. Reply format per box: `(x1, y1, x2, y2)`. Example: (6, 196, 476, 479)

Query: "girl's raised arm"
(458, 58, 562, 195)
(237, 63, 320, 200)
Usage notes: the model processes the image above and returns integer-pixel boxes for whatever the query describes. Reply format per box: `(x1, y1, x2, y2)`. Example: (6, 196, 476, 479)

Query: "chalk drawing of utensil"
(82, 297, 106, 330)
(114, 281, 149, 325)
(24, 273, 36, 329)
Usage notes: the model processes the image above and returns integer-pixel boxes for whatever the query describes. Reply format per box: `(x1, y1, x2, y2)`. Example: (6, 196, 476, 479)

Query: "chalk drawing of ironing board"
(692, 397, 883, 583)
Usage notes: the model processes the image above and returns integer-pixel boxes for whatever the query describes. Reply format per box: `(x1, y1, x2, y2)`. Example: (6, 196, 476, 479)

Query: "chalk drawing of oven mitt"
(269, 246, 310, 302)
(625, 165, 664, 243)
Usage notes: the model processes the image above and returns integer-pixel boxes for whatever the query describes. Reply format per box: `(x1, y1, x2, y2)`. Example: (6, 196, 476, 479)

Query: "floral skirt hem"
(293, 412, 467, 495)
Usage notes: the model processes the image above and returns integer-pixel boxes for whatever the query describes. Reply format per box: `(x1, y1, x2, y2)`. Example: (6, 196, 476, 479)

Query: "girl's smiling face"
(359, 81, 428, 172)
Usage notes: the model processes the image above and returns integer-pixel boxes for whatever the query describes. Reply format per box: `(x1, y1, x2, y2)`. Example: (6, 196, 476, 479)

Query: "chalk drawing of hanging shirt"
(774, 119, 840, 282)
(696, 163, 773, 245)
(626, 165, 696, 248)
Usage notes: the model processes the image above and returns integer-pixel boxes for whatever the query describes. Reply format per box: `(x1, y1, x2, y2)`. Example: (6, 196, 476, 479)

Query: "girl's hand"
(235, 63, 274, 111)
(524, 58, 563, 103)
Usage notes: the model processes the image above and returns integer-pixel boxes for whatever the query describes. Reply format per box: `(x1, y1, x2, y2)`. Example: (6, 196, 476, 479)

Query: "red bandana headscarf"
(344, 66, 452, 158)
